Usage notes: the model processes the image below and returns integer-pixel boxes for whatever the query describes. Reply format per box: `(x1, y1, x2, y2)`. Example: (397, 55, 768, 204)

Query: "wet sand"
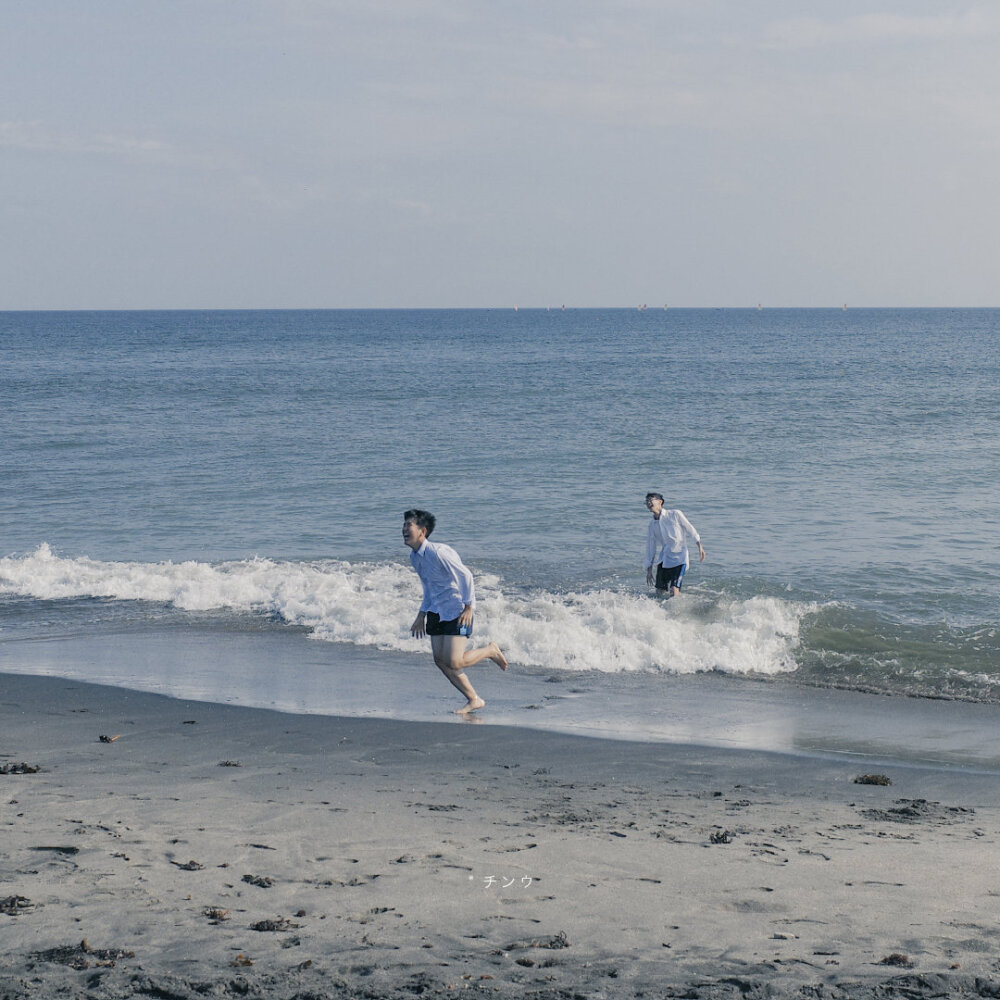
(3, 671, 1000, 998)
(7, 627, 1000, 771)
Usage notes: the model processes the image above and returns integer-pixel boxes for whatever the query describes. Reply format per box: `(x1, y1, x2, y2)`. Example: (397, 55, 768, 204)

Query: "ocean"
(2, 308, 1000, 764)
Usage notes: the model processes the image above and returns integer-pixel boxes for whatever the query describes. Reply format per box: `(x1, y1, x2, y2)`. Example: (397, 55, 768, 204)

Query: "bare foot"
(454, 697, 486, 715)
(488, 643, 508, 671)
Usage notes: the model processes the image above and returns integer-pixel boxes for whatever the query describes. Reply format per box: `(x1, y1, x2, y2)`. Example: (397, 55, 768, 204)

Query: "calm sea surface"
(2, 308, 999, 704)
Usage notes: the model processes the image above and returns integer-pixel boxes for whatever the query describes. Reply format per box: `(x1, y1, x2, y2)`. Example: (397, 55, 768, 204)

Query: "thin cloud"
(525, 31, 602, 52)
(0, 121, 170, 157)
(762, 9, 998, 49)
(392, 198, 433, 218)
(0, 121, 244, 174)
(932, 90, 1000, 146)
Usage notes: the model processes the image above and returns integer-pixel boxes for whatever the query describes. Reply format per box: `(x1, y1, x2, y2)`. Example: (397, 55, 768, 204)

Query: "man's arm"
(676, 511, 706, 562)
(645, 521, 657, 584)
(410, 551, 431, 636)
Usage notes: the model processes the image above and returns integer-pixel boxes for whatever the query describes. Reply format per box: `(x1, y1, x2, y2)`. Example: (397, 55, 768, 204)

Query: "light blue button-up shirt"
(645, 509, 701, 570)
(410, 539, 476, 621)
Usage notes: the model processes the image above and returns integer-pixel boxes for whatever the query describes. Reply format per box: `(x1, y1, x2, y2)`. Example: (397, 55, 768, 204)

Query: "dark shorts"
(655, 563, 686, 591)
(426, 612, 473, 637)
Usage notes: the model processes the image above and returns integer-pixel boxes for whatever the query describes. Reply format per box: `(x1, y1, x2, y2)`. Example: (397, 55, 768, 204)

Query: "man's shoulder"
(425, 539, 460, 560)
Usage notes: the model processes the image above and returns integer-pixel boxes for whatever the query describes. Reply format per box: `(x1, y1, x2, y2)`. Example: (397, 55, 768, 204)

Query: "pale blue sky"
(3, 1, 999, 308)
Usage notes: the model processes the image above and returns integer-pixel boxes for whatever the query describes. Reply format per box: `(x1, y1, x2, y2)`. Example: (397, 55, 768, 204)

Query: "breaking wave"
(0, 544, 805, 677)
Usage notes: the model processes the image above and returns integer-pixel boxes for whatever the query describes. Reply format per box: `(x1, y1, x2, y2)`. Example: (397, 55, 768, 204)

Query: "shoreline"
(4, 672, 1000, 998)
(5, 628, 1000, 774)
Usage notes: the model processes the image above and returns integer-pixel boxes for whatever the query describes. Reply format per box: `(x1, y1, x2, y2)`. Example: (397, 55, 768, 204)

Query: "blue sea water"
(2, 307, 999, 722)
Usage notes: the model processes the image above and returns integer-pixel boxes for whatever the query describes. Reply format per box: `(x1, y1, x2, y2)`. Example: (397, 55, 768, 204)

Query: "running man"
(644, 493, 706, 597)
(403, 509, 507, 714)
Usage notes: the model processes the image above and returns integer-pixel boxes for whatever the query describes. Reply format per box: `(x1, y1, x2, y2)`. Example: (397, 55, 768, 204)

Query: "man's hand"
(458, 605, 474, 628)
(697, 543, 706, 563)
(646, 567, 655, 586)
(410, 612, 427, 638)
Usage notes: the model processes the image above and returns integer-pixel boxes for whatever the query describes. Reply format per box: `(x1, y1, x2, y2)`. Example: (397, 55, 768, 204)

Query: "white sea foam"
(0, 544, 804, 676)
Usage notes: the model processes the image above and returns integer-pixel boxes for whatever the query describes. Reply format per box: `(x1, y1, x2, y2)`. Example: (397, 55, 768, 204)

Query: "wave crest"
(1, 545, 805, 676)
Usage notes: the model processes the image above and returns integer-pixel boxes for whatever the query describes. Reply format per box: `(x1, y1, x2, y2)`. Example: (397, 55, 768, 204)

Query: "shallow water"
(5, 628, 1000, 774)
(2, 308, 999, 708)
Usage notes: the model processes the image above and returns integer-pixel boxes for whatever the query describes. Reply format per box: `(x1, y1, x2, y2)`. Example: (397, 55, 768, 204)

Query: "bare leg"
(436, 664, 485, 714)
(431, 636, 508, 714)
(457, 641, 508, 671)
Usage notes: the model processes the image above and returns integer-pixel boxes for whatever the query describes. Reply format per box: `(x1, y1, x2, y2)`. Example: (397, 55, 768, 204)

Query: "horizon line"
(3, 304, 998, 313)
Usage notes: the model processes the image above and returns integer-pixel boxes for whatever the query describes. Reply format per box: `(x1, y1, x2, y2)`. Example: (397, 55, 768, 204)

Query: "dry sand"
(3, 671, 1000, 999)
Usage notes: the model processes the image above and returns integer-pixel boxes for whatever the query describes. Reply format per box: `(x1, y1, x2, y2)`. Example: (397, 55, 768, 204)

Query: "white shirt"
(409, 539, 476, 621)
(645, 509, 701, 570)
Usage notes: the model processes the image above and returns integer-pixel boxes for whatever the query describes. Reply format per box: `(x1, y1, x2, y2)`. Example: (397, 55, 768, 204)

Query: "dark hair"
(403, 509, 436, 536)
(645, 492, 664, 503)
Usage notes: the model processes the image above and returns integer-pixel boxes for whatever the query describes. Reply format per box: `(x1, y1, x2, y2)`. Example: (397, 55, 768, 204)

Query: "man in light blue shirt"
(403, 509, 507, 714)
(644, 493, 706, 597)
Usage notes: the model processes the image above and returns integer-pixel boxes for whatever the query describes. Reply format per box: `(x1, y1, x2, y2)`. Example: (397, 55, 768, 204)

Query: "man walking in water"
(403, 509, 507, 714)
(644, 493, 706, 597)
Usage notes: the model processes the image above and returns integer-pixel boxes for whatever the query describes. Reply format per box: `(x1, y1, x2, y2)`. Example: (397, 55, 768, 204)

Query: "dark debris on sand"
(242, 874, 275, 888)
(249, 917, 301, 932)
(28, 939, 135, 971)
(5, 967, 1000, 1000)
(860, 798, 976, 825)
(502, 930, 570, 953)
(877, 953, 915, 968)
(169, 860, 205, 871)
(0, 762, 41, 775)
(0, 896, 34, 916)
(660, 975, 1000, 998)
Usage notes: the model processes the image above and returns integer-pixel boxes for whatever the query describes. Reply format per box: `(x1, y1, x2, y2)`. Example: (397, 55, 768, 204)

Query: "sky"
(3, 1, 999, 309)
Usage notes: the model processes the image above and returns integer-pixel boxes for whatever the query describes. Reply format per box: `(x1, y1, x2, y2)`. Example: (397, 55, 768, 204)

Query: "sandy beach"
(4, 671, 1000, 999)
